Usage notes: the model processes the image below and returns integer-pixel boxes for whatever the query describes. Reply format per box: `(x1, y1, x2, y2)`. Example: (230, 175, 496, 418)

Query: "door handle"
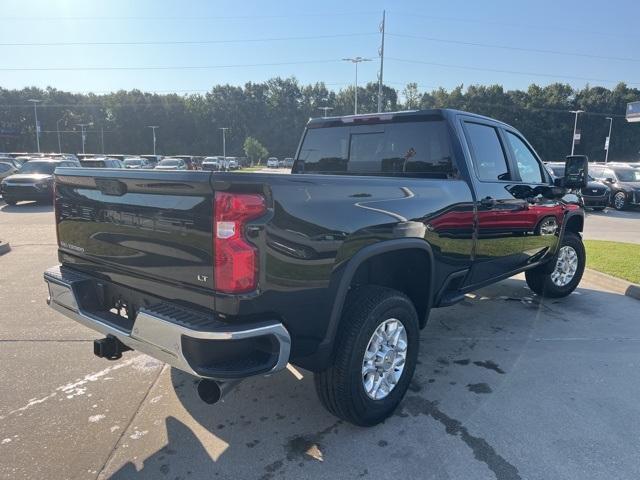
(480, 196, 496, 207)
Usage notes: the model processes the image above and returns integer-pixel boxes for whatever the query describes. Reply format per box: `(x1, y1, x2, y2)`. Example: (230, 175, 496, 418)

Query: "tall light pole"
(28, 99, 41, 153)
(219, 127, 229, 168)
(570, 110, 584, 155)
(56, 118, 63, 153)
(604, 117, 613, 163)
(342, 57, 372, 115)
(76, 122, 93, 154)
(318, 106, 334, 117)
(147, 126, 159, 155)
(377, 10, 386, 113)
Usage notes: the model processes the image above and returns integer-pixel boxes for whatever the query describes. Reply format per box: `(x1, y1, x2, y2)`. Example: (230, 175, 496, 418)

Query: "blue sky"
(1, 0, 639, 96)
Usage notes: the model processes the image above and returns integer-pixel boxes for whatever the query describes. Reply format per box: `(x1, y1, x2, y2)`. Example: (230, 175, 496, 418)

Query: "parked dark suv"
(1, 158, 79, 205)
(546, 162, 609, 210)
(589, 164, 640, 210)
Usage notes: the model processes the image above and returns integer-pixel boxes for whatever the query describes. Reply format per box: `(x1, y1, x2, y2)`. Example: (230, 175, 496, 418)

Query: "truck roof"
(307, 108, 510, 128)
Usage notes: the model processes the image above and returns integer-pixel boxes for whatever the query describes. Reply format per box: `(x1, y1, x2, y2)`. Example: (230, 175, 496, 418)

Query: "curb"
(0, 242, 10, 256)
(583, 268, 640, 301)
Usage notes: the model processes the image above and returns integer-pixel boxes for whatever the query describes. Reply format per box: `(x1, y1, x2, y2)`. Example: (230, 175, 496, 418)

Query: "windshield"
(158, 159, 181, 166)
(614, 169, 640, 182)
(17, 161, 56, 175)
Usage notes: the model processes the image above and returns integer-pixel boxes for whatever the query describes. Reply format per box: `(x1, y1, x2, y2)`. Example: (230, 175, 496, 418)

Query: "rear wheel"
(525, 232, 585, 298)
(613, 191, 627, 210)
(314, 286, 419, 427)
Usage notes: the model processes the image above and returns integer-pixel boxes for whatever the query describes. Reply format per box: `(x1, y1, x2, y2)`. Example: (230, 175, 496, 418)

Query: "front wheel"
(525, 232, 585, 298)
(612, 191, 627, 210)
(314, 286, 419, 427)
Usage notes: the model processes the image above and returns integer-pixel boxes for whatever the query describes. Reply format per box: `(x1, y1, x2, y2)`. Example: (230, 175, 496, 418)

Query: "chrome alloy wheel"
(362, 318, 408, 400)
(551, 245, 579, 287)
(614, 192, 626, 210)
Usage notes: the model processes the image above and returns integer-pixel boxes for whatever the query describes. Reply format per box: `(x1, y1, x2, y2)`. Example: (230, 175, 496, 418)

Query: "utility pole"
(570, 110, 584, 155)
(342, 57, 372, 115)
(56, 118, 63, 153)
(28, 99, 41, 153)
(219, 127, 229, 168)
(76, 122, 93, 155)
(377, 10, 386, 113)
(604, 117, 613, 163)
(147, 126, 159, 155)
(318, 106, 334, 117)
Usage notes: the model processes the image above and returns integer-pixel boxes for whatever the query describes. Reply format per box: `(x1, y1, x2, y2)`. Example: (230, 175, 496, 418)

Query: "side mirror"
(605, 177, 615, 183)
(563, 155, 588, 189)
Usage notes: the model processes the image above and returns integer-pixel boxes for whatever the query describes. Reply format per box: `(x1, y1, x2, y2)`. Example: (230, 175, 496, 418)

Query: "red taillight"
(213, 191, 266, 293)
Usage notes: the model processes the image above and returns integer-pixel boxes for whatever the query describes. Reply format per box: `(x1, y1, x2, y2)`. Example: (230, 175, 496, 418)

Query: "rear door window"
(464, 122, 510, 181)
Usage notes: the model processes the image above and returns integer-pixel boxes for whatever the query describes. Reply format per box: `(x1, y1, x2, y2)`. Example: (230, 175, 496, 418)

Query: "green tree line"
(0, 78, 638, 162)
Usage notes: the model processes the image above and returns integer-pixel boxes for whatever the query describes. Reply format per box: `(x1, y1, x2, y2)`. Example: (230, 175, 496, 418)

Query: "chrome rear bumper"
(44, 265, 291, 380)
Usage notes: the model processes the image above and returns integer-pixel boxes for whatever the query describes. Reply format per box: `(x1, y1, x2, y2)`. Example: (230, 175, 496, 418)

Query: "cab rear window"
(295, 120, 455, 177)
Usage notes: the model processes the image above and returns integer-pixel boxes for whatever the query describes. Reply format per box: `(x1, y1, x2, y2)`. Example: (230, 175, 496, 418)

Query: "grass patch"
(585, 240, 640, 284)
(236, 165, 264, 173)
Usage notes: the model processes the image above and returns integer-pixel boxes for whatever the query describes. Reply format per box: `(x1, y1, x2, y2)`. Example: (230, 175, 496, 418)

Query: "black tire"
(525, 232, 585, 298)
(313, 285, 419, 427)
(612, 191, 627, 211)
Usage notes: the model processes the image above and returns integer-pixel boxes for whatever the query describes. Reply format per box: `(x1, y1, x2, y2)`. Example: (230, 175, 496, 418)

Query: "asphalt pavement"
(583, 208, 640, 244)
(1, 201, 640, 480)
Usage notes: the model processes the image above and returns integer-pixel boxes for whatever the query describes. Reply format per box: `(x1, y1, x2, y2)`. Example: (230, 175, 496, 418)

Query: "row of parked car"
(545, 161, 640, 210)
(0, 152, 247, 205)
(1, 151, 638, 208)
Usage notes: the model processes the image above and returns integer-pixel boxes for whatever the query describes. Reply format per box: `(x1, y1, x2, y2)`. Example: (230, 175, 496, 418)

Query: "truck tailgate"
(54, 168, 215, 290)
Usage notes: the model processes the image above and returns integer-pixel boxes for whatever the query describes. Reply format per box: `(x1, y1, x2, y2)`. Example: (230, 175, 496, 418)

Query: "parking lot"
(1, 201, 639, 480)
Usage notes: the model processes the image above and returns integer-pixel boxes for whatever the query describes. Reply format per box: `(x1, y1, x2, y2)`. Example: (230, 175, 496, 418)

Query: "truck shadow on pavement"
(104, 278, 637, 480)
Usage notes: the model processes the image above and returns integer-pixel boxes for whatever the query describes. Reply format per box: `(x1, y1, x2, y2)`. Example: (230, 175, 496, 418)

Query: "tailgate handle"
(95, 178, 127, 196)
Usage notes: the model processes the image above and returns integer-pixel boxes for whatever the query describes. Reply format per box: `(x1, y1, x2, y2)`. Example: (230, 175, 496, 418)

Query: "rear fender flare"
(320, 239, 435, 351)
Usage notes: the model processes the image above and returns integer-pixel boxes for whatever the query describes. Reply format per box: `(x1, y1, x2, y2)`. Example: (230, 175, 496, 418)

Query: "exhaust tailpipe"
(196, 379, 242, 404)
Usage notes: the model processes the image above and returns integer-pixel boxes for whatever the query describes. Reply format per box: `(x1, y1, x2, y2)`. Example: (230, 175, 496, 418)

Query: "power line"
(0, 11, 380, 21)
(387, 33, 640, 64)
(0, 58, 348, 72)
(0, 32, 378, 47)
(386, 57, 640, 86)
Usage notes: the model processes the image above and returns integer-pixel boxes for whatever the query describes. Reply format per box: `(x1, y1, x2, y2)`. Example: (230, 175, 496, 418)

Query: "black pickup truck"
(44, 109, 588, 426)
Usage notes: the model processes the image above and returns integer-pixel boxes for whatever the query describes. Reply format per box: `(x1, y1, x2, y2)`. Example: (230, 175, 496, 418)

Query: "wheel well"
(565, 214, 584, 234)
(349, 249, 431, 328)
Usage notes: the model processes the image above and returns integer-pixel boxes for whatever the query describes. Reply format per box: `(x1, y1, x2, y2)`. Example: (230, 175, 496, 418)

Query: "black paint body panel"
(53, 109, 584, 371)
